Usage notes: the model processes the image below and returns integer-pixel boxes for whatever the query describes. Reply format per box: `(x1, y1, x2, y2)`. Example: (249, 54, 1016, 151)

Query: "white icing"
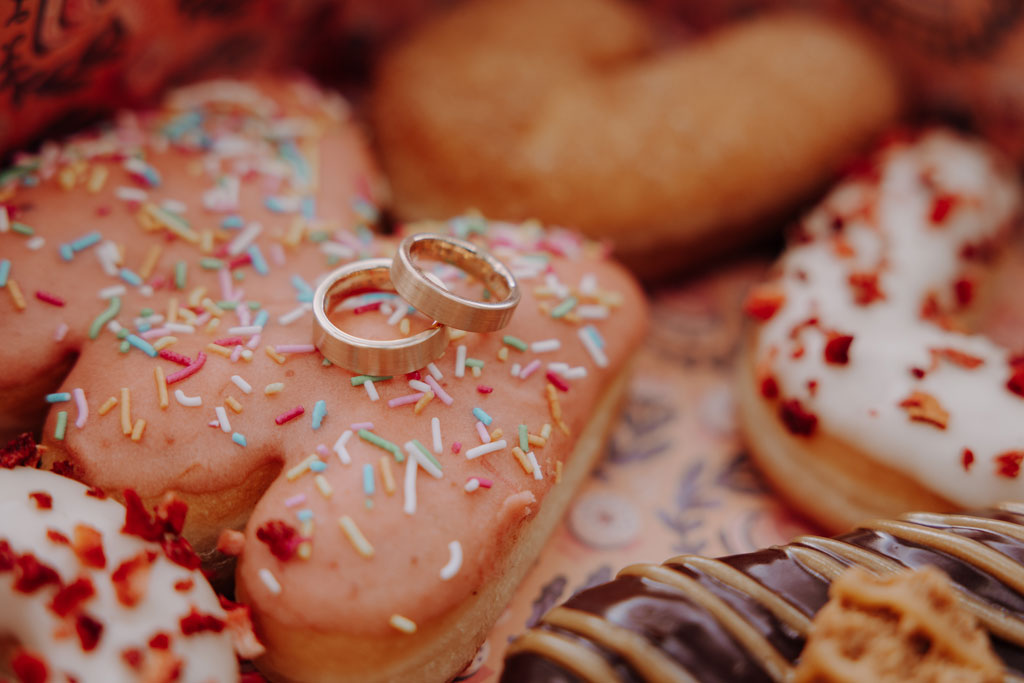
(0, 468, 237, 682)
(755, 130, 1024, 508)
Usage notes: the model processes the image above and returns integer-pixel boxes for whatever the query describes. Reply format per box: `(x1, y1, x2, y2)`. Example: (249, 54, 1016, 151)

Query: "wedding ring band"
(313, 258, 450, 375)
(391, 233, 521, 333)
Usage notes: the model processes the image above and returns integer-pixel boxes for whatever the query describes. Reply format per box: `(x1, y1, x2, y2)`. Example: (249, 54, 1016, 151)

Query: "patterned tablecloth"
(463, 257, 820, 681)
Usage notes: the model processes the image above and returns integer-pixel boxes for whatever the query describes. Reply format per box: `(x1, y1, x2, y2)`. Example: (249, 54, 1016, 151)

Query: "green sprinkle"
(217, 300, 238, 310)
(365, 498, 374, 510)
(326, 254, 341, 266)
(247, 301, 261, 310)
(140, 307, 154, 317)
(88, 297, 121, 339)
(54, 411, 68, 441)
(465, 358, 484, 369)
(551, 296, 578, 319)
(482, 289, 491, 301)
(358, 429, 403, 462)
(11, 222, 34, 236)
(234, 270, 245, 282)
(174, 261, 187, 290)
(322, 358, 332, 367)
(119, 340, 131, 353)
(200, 257, 224, 270)
(351, 375, 392, 386)
(502, 335, 528, 352)
(412, 440, 442, 472)
(308, 230, 329, 243)
(519, 424, 529, 452)
(115, 328, 129, 339)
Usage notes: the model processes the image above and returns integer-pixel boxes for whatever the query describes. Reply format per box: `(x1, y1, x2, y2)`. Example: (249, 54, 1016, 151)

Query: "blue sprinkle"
(472, 407, 493, 426)
(301, 196, 316, 220)
(265, 196, 289, 213)
(45, 392, 71, 403)
(351, 197, 379, 223)
(312, 399, 327, 430)
(279, 142, 311, 185)
(297, 509, 314, 522)
(362, 463, 375, 496)
(59, 244, 74, 261)
(70, 231, 102, 252)
(163, 111, 203, 140)
(310, 460, 327, 473)
(253, 309, 269, 328)
(221, 215, 245, 230)
(0, 259, 10, 287)
(232, 432, 247, 447)
(291, 274, 314, 302)
(142, 165, 162, 188)
(126, 334, 157, 357)
(22, 176, 38, 187)
(137, 322, 151, 333)
(247, 244, 269, 276)
(119, 268, 143, 287)
(584, 324, 606, 349)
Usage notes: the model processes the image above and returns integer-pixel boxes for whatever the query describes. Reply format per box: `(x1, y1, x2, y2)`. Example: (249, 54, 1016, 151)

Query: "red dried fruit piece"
(1008, 366, 1024, 399)
(962, 449, 975, 472)
(759, 375, 779, 399)
(122, 490, 163, 542)
(1, 432, 38, 469)
(899, 391, 950, 429)
(180, 607, 225, 636)
(219, 596, 265, 659)
(256, 520, 302, 562)
(50, 460, 78, 478)
(847, 271, 884, 305)
(743, 285, 786, 322)
(76, 614, 104, 651)
(50, 576, 96, 617)
(46, 529, 70, 545)
(12, 650, 48, 683)
(15, 554, 61, 593)
(930, 348, 985, 370)
(111, 551, 156, 607)
(996, 451, 1024, 478)
(149, 632, 171, 650)
(161, 537, 201, 570)
(930, 193, 959, 224)
(122, 648, 143, 670)
(779, 399, 817, 436)
(73, 524, 106, 570)
(174, 578, 194, 592)
(28, 492, 52, 509)
(155, 493, 189, 536)
(0, 540, 16, 571)
(954, 277, 974, 307)
(824, 334, 854, 365)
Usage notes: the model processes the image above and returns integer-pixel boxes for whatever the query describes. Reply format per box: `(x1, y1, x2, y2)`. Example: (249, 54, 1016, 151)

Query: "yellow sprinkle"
(86, 165, 108, 193)
(471, 365, 482, 378)
(265, 346, 286, 364)
(200, 229, 214, 254)
(98, 396, 118, 416)
(130, 418, 146, 442)
(314, 474, 333, 498)
(285, 454, 318, 481)
(114, 244, 125, 266)
(154, 366, 168, 410)
(153, 336, 177, 351)
(265, 382, 284, 395)
(58, 166, 76, 191)
(490, 428, 503, 441)
(497, 346, 509, 362)
(7, 279, 25, 311)
(538, 302, 551, 315)
(206, 343, 232, 358)
(555, 460, 563, 484)
(297, 519, 314, 560)
(204, 317, 221, 335)
(413, 391, 434, 415)
(225, 396, 243, 413)
(240, 349, 254, 362)
(449, 328, 467, 341)
(541, 423, 552, 440)
(379, 456, 396, 495)
(512, 446, 533, 475)
(399, 318, 411, 336)
(187, 286, 206, 308)
(528, 434, 547, 448)
(136, 207, 160, 232)
(166, 297, 179, 324)
(564, 312, 582, 324)
(177, 307, 197, 324)
(120, 388, 132, 436)
(389, 614, 417, 634)
(339, 515, 374, 558)
(546, 382, 571, 436)
(297, 542, 312, 561)
(139, 245, 162, 280)
(201, 298, 223, 318)
(284, 217, 305, 248)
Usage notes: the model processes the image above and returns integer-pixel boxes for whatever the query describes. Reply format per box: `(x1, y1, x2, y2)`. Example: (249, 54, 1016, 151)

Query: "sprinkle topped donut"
(738, 129, 1023, 531)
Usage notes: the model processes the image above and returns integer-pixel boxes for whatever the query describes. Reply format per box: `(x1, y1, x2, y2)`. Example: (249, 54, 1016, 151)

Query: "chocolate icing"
(501, 506, 1024, 681)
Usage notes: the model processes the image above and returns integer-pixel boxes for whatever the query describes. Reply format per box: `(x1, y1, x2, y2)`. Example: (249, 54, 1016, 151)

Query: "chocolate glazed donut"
(501, 506, 1024, 682)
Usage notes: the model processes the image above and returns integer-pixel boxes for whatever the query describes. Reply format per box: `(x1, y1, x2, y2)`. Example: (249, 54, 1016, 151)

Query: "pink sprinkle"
(275, 405, 305, 425)
(316, 444, 330, 457)
(230, 345, 242, 363)
(140, 327, 170, 340)
(476, 477, 493, 489)
(35, 290, 65, 307)
(353, 301, 382, 315)
(73, 388, 88, 428)
(388, 392, 425, 408)
(406, 371, 422, 381)
(351, 421, 374, 430)
(475, 422, 490, 443)
(520, 359, 542, 380)
(194, 311, 212, 327)
(237, 304, 251, 327)
(477, 385, 493, 394)
(545, 371, 570, 392)
(269, 243, 286, 266)
(246, 333, 261, 349)
(284, 494, 307, 508)
(54, 322, 69, 342)
(159, 349, 192, 366)
(229, 253, 252, 270)
(424, 376, 453, 406)
(452, 442, 462, 454)
(214, 336, 244, 347)
(218, 268, 233, 300)
(166, 351, 206, 384)
(275, 344, 316, 354)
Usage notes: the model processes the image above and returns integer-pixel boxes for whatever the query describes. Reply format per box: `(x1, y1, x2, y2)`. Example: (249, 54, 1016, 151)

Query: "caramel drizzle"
(505, 629, 620, 683)
(906, 512, 1024, 545)
(618, 563, 792, 682)
(542, 606, 698, 683)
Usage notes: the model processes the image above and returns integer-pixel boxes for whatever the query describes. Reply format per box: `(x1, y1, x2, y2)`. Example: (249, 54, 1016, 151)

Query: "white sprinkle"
(577, 304, 609, 320)
(426, 362, 443, 380)
(54, 322, 69, 342)
(215, 406, 231, 433)
(139, 285, 154, 298)
(115, 186, 148, 202)
(174, 390, 202, 407)
(227, 221, 262, 256)
(510, 362, 522, 377)
(161, 198, 187, 215)
(364, 379, 379, 402)
(278, 303, 311, 325)
(431, 417, 442, 454)
(106, 320, 123, 334)
(439, 540, 463, 581)
(464, 478, 480, 493)
(258, 568, 282, 595)
(455, 344, 467, 378)
(531, 339, 560, 353)
(334, 430, 353, 465)
(465, 440, 506, 460)
(528, 451, 543, 480)
(577, 327, 609, 368)
(96, 241, 120, 276)
(165, 323, 195, 334)
(228, 325, 262, 335)
(564, 366, 588, 380)
(405, 442, 442, 479)
(403, 453, 418, 515)
(231, 375, 252, 394)
(409, 379, 431, 393)
(380, 302, 393, 316)
(387, 304, 407, 326)
(321, 242, 355, 259)
(475, 421, 490, 444)
(72, 387, 88, 428)
(579, 273, 598, 295)
(26, 236, 45, 250)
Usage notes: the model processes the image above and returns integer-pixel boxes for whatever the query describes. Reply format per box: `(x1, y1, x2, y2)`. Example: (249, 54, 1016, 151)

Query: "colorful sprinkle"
(34, 290, 65, 307)
(333, 430, 353, 465)
(364, 379, 380, 402)
(546, 371, 570, 392)
(165, 351, 206, 384)
(275, 406, 305, 425)
(502, 335, 528, 351)
(380, 457, 396, 495)
(472, 407, 493, 426)
(119, 388, 132, 436)
(0, 260, 9, 287)
(531, 339, 561, 353)
(358, 429, 402, 461)
(465, 440, 506, 460)
(98, 396, 118, 416)
(424, 376, 453, 406)
(154, 366, 169, 409)
(232, 432, 247, 447)
(339, 516, 374, 558)
(258, 568, 282, 595)
(54, 411, 68, 441)
(362, 463, 376, 495)
(265, 382, 285, 395)
(431, 417, 443, 454)
(439, 541, 463, 581)
(126, 334, 157, 357)
(312, 399, 327, 430)
(351, 375, 391, 386)
(455, 344, 467, 378)
(550, 296, 578, 318)
(45, 392, 71, 403)
(130, 418, 146, 442)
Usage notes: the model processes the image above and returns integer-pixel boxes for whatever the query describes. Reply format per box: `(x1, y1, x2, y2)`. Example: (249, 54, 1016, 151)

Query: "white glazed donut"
(737, 129, 1023, 532)
(0, 465, 258, 682)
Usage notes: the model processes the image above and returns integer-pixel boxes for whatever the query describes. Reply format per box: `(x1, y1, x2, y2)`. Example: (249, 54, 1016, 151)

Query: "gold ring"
(391, 233, 521, 333)
(312, 258, 450, 375)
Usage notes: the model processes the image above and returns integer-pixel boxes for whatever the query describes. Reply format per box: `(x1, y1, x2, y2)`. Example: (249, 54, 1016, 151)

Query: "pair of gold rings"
(312, 234, 521, 375)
